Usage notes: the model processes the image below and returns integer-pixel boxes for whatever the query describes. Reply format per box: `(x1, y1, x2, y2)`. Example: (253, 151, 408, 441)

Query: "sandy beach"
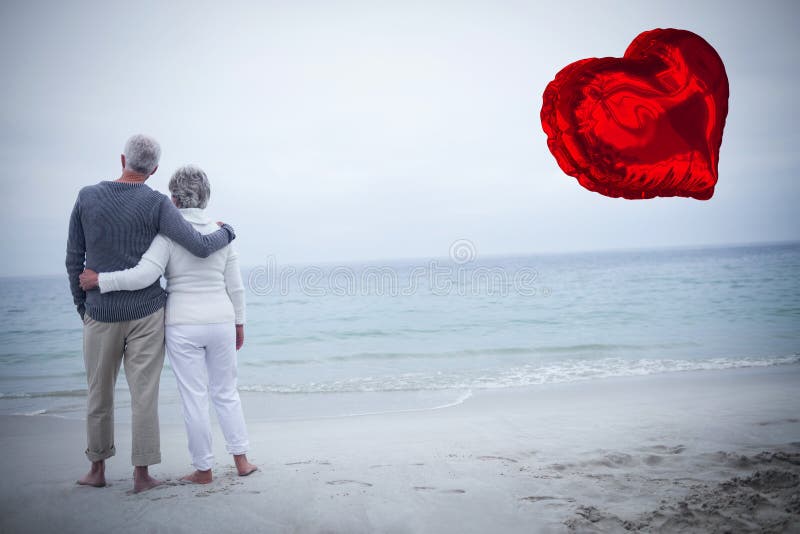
(1, 364, 799, 533)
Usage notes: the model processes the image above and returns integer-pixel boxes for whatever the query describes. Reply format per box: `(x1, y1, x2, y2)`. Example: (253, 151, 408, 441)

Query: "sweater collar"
(179, 208, 212, 225)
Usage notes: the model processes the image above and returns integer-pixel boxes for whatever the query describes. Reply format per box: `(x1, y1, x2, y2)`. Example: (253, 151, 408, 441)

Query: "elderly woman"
(80, 165, 257, 484)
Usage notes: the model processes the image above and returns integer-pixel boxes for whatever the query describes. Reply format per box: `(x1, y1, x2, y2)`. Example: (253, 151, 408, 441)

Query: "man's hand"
(217, 221, 225, 227)
(235, 324, 244, 351)
(79, 269, 99, 291)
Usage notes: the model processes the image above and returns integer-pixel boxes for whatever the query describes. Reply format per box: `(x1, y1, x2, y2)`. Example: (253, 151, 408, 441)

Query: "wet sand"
(1, 364, 799, 533)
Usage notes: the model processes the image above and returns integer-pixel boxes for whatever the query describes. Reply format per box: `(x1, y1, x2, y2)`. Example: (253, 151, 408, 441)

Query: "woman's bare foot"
(133, 466, 161, 493)
(180, 469, 212, 484)
(77, 460, 106, 487)
(234, 454, 258, 477)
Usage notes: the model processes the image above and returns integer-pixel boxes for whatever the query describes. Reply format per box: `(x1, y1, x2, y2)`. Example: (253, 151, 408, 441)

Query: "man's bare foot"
(77, 460, 106, 487)
(132, 466, 161, 493)
(234, 454, 258, 476)
(180, 469, 212, 484)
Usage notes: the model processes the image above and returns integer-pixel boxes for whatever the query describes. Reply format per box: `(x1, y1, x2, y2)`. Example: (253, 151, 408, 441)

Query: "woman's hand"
(79, 269, 99, 291)
(235, 324, 244, 350)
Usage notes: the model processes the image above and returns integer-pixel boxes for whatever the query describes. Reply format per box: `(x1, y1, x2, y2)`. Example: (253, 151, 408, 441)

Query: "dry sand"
(1, 364, 799, 533)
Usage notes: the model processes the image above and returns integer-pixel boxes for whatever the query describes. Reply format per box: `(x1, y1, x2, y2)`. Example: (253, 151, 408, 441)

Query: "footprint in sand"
(530, 474, 563, 479)
(149, 494, 178, 501)
(548, 463, 571, 471)
(588, 452, 636, 468)
(477, 456, 518, 463)
(326, 480, 373, 487)
(412, 486, 465, 494)
(643, 455, 664, 466)
(583, 473, 614, 480)
(643, 444, 686, 455)
(519, 495, 575, 503)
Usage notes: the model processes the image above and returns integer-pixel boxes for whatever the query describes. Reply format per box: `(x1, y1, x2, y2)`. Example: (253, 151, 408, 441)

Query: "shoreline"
(5, 359, 800, 424)
(1, 364, 799, 532)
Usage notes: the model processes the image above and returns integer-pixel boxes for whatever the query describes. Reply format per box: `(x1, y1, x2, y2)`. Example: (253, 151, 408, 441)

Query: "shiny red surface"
(541, 29, 729, 200)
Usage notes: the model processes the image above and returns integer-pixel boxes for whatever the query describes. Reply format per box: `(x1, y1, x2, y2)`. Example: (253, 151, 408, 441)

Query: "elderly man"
(65, 134, 235, 493)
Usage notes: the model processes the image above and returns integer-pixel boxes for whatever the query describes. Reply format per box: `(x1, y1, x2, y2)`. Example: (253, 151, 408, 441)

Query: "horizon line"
(6, 238, 799, 280)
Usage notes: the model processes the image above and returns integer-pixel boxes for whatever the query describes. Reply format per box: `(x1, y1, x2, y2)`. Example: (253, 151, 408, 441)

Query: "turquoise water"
(1, 242, 798, 419)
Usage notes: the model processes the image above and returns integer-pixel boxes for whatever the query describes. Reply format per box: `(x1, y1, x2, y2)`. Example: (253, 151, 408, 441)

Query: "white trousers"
(165, 323, 249, 471)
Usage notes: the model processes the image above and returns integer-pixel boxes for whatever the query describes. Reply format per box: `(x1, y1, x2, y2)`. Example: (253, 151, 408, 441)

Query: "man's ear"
(150, 165, 158, 176)
(121, 154, 126, 169)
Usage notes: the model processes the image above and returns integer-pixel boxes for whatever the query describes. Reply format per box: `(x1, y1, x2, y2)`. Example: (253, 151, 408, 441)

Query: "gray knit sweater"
(66, 181, 235, 322)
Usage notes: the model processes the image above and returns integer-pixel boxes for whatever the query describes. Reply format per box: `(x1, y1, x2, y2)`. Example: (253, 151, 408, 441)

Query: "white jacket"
(98, 208, 245, 326)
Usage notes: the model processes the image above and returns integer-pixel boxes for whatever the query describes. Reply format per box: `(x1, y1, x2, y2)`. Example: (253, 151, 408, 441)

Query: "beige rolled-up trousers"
(82, 307, 165, 466)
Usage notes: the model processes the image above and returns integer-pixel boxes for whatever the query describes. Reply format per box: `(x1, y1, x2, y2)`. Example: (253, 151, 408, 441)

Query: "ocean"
(1, 242, 798, 421)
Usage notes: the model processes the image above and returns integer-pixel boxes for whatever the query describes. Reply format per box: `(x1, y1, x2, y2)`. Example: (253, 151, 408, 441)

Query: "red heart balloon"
(541, 29, 729, 200)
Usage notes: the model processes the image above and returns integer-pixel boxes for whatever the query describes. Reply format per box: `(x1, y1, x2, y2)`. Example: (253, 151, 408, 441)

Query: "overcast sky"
(0, 0, 797, 276)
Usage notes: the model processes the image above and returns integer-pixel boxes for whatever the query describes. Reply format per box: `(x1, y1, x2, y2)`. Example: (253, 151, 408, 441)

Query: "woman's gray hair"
(169, 165, 211, 209)
(123, 134, 161, 174)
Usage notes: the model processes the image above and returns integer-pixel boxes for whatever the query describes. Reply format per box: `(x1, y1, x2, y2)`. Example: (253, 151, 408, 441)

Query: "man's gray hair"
(169, 165, 211, 209)
(123, 134, 161, 174)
